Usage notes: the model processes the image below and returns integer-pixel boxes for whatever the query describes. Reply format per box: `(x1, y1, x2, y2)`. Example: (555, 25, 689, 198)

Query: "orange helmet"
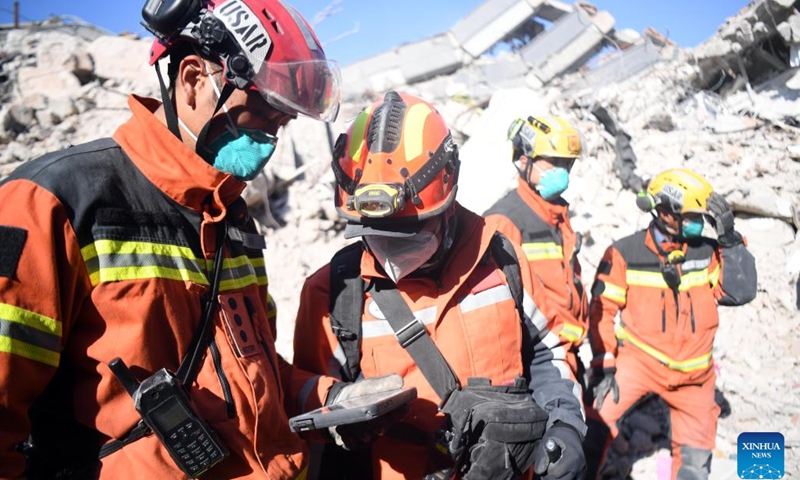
(333, 91, 459, 226)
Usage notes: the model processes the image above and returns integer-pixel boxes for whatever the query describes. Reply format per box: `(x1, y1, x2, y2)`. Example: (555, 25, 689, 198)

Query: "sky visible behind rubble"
(5, 0, 749, 66)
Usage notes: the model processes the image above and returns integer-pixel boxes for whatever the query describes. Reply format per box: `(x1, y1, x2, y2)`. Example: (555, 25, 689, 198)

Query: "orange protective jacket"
(288, 206, 586, 480)
(588, 222, 757, 384)
(0, 96, 308, 479)
(485, 179, 588, 349)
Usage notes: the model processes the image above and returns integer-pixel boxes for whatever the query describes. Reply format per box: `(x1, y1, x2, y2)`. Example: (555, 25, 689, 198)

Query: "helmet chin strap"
(156, 62, 182, 140)
(156, 61, 236, 163)
(194, 82, 235, 163)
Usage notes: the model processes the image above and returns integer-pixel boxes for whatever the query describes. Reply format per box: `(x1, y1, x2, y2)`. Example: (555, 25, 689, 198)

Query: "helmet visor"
(252, 58, 342, 122)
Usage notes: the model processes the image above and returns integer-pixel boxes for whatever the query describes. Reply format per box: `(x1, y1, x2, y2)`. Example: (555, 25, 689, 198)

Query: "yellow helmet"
(637, 168, 714, 214)
(507, 115, 582, 160)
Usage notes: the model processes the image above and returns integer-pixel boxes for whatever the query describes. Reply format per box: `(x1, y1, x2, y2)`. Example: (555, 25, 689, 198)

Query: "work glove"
(588, 368, 619, 411)
(533, 423, 587, 480)
(325, 373, 406, 451)
(705, 192, 743, 247)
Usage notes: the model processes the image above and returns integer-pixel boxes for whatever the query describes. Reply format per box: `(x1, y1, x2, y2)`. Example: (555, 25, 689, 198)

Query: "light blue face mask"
(682, 217, 704, 238)
(534, 165, 570, 200)
(207, 129, 277, 181)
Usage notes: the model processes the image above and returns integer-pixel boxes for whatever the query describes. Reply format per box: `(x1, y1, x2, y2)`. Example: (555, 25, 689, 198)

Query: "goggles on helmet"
(252, 58, 342, 122)
(348, 183, 407, 219)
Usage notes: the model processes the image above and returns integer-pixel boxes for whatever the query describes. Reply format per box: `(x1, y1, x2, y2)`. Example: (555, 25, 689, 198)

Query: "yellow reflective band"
(627, 268, 711, 291)
(404, 103, 432, 161)
(0, 303, 61, 337)
(0, 336, 59, 367)
(82, 240, 207, 286)
(348, 106, 372, 163)
(616, 326, 711, 372)
(83, 241, 267, 288)
(216, 255, 268, 291)
(680, 269, 709, 290)
(627, 270, 668, 288)
(89, 265, 207, 285)
(708, 264, 720, 287)
(522, 242, 563, 261)
(559, 323, 585, 342)
(602, 282, 627, 305)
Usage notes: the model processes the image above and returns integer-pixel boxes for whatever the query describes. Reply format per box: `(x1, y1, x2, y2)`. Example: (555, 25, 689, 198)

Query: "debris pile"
(1, 1, 798, 477)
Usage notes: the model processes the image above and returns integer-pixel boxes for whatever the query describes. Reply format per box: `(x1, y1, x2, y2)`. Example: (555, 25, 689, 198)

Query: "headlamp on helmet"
(349, 183, 407, 219)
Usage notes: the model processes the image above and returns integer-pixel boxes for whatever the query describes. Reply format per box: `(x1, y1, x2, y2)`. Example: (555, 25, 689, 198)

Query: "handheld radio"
(109, 358, 228, 478)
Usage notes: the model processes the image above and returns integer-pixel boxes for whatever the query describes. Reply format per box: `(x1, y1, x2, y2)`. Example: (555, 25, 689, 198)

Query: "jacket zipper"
(687, 291, 696, 333)
(661, 290, 666, 332)
(209, 338, 236, 418)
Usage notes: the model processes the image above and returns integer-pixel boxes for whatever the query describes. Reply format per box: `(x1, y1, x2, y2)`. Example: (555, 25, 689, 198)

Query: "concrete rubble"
(1, 1, 799, 478)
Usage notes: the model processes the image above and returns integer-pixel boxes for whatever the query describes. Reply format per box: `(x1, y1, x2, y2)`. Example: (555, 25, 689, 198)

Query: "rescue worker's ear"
(636, 191, 656, 212)
(176, 55, 208, 109)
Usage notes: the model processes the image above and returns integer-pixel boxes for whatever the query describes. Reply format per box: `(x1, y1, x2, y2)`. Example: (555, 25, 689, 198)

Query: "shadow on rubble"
(597, 389, 731, 480)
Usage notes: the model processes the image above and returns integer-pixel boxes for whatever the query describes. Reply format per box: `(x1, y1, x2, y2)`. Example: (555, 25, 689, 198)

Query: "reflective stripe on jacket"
(0, 95, 307, 479)
(485, 179, 588, 347)
(289, 205, 586, 480)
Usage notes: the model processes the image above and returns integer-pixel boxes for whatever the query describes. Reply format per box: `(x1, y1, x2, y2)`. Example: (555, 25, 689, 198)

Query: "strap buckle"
(395, 317, 427, 348)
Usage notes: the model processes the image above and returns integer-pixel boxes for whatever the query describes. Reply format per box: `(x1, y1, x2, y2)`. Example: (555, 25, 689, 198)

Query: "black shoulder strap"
(329, 242, 366, 382)
(489, 232, 525, 323)
(370, 279, 459, 404)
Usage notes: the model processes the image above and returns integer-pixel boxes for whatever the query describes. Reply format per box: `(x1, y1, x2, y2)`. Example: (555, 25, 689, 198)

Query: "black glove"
(589, 368, 619, 411)
(533, 423, 587, 480)
(325, 374, 406, 450)
(706, 192, 743, 247)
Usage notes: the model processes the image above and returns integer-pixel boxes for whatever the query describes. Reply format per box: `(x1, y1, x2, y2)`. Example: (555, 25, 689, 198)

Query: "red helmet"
(333, 91, 460, 225)
(146, 0, 341, 121)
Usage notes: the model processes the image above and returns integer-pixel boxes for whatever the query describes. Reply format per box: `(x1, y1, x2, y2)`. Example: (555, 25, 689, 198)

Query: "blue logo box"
(737, 432, 784, 479)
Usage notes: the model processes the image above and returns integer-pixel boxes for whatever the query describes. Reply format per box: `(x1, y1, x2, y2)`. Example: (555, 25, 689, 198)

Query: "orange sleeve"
(588, 245, 627, 370)
(0, 179, 91, 478)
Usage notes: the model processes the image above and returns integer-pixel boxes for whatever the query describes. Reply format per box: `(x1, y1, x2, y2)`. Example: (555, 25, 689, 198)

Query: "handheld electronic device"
(289, 387, 417, 433)
(109, 358, 229, 478)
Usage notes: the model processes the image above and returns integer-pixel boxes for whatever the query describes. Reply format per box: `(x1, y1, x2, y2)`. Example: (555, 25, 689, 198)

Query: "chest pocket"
(458, 267, 522, 381)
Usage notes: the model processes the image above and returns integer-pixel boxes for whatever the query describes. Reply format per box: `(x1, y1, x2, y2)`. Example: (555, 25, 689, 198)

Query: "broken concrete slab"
(521, 6, 615, 83)
(451, 0, 542, 58)
(398, 33, 464, 84)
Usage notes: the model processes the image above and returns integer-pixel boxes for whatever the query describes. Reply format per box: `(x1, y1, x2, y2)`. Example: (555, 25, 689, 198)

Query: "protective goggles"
(348, 183, 407, 219)
(253, 59, 342, 122)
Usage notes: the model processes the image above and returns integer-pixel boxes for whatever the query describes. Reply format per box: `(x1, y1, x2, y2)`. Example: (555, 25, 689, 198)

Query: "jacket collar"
(646, 221, 685, 258)
(515, 177, 569, 225)
(112, 95, 245, 216)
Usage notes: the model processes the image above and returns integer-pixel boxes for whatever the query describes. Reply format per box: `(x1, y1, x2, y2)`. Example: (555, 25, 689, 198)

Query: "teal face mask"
(682, 217, 704, 238)
(207, 129, 277, 181)
(534, 165, 570, 200)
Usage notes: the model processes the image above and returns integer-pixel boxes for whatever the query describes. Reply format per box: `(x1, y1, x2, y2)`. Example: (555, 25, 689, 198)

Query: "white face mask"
(366, 229, 441, 283)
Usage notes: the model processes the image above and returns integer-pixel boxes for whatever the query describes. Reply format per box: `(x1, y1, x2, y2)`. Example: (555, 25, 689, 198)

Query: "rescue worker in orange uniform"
(0, 1, 341, 478)
(484, 115, 588, 380)
(287, 92, 587, 480)
(587, 168, 757, 480)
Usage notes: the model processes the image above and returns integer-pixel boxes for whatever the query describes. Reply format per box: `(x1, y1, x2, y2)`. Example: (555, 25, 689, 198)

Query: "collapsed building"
(0, 0, 798, 477)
